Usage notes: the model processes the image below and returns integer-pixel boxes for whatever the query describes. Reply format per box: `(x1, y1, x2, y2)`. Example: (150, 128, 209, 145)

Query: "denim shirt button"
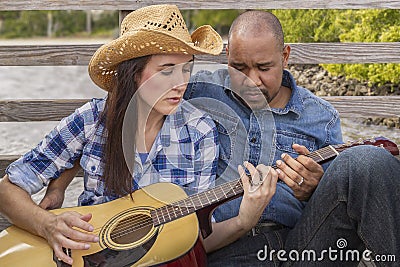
(91, 166, 96, 171)
(250, 137, 257, 143)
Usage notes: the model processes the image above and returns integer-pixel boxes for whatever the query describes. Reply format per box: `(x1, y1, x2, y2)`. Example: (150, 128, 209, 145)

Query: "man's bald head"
(228, 10, 284, 50)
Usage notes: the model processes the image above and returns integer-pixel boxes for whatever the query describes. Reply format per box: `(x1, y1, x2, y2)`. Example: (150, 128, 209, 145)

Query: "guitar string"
(106, 146, 343, 238)
(103, 142, 396, 239)
(109, 181, 242, 237)
(108, 148, 339, 237)
(109, 180, 243, 238)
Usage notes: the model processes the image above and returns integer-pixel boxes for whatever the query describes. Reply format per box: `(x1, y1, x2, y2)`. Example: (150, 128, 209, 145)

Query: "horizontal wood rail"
(1, 43, 400, 66)
(0, 96, 398, 122)
(1, 0, 400, 10)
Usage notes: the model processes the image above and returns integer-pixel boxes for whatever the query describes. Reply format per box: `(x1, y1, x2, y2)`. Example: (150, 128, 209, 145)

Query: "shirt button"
(250, 137, 257, 143)
(91, 166, 96, 171)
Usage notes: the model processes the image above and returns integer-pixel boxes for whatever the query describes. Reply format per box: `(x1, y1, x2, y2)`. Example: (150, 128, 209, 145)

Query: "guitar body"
(0, 183, 201, 267)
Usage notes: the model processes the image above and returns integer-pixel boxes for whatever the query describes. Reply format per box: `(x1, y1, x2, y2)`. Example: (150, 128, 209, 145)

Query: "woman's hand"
(276, 144, 324, 201)
(38, 211, 99, 265)
(236, 161, 278, 230)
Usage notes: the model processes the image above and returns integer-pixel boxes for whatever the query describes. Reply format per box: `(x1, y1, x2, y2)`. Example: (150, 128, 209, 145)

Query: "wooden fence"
(0, 0, 399, 174)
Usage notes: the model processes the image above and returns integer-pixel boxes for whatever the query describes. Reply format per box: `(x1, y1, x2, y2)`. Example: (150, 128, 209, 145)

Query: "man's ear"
(226, 45, 229, 57)
(282, 44, 291, 68)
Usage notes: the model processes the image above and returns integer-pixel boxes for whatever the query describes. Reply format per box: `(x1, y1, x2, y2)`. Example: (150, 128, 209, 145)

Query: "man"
(184, 10, 400, 266)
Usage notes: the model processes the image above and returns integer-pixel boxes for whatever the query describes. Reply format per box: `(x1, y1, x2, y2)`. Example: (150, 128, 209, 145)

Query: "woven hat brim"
(89, 25, 223, 91)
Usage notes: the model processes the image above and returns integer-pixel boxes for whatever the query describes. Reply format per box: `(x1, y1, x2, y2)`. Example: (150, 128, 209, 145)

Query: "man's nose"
(243, 69, 262, 87)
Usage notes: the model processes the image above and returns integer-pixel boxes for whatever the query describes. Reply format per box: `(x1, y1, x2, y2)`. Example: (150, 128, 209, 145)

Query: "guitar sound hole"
(109, 214, 153, 245)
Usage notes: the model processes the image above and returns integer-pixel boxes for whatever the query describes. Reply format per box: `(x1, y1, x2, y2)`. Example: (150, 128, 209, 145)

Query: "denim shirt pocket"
(276, 130, 316, 158)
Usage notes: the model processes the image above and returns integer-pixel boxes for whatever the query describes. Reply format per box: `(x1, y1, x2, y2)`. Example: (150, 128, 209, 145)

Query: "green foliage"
(271, 10, 342, 43)
(1, 11, 48, 37)
(0, 10, 117, 38)
(320, 9, 400, 85)
(0, 9, 398, 85)
(92, 11, 118, 35)
(186, 10, 240, 36)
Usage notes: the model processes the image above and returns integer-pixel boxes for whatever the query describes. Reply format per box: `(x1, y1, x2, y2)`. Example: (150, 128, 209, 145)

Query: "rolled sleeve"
(6, 157, 45, 194)
(5, 99, 103, 195)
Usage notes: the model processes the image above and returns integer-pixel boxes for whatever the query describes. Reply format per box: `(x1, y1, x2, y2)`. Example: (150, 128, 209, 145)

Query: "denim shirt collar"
(273, 70, 304, 117)
(224, 69, 304, 117)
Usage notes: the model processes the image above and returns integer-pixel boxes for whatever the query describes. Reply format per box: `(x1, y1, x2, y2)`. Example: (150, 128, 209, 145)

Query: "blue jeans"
(208, 146, 400, 266)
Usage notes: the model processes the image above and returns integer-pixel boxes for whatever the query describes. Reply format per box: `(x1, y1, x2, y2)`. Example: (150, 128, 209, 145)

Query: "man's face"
(227, 31, 289, 110)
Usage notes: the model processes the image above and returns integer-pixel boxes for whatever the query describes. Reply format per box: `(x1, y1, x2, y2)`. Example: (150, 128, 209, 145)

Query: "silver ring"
(298, 177, 304, 186)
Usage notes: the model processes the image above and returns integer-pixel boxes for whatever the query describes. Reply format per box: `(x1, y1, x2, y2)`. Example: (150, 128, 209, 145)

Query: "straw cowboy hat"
(89, 4, 223, 91)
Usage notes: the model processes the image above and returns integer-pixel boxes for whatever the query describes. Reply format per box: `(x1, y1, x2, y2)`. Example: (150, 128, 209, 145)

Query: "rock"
(289, 64, 399, 129)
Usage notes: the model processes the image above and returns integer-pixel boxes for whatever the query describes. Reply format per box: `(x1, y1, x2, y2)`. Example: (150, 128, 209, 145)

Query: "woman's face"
(137, 54, 193, 116)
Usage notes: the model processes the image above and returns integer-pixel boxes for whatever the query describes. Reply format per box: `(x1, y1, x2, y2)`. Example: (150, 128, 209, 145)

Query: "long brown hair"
(101, 55, 151, 196)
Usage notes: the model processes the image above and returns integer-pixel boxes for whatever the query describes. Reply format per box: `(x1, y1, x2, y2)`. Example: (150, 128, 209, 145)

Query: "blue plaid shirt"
(6, 98, 219, 206)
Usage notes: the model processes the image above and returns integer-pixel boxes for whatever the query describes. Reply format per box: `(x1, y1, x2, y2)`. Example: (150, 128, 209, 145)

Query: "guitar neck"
(152, 137, 399, 226)
(151, 145, 342, 226)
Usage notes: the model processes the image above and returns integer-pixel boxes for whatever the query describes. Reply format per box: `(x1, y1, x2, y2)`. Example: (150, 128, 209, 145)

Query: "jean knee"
(339, 145, 393, 167)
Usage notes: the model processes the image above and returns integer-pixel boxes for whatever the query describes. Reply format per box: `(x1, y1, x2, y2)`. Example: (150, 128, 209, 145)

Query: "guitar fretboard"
(151, 145, 341, 226)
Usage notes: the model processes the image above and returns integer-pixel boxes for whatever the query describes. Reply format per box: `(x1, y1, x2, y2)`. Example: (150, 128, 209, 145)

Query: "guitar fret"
(163, 205, 171, 223)
(314, 150, 324, 160)
(328, 145, 340, 156)
(210, 189, 219, 203)
(169, 204, 177, 220)
(152, 209, 161, 225)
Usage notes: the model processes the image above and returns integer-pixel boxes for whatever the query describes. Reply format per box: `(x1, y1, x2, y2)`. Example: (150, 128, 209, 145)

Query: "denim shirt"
(184, 68, 343, 228)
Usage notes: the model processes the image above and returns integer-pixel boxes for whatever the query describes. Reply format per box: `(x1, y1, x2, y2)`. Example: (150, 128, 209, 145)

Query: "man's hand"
(276, 144, 324, 201)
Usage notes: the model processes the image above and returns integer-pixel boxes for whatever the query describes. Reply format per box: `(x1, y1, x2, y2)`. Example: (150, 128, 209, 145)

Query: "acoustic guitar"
(0, 137, 398, 267)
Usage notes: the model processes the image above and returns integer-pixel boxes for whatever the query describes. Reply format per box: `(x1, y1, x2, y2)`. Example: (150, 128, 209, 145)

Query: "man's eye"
(233, 66, 245, 71)
(259, 68, 270, 71)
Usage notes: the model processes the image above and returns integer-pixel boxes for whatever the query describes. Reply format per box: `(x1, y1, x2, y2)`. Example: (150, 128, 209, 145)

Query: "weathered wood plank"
(322, 96, 400, 118)
(1, 43, 400, 66)
(0, 99, 88, 122)
(0, 44, 100, 66)
(0, 155, 20, 177)
(1, 0, 400, 10)
(0, 96, 398, 122)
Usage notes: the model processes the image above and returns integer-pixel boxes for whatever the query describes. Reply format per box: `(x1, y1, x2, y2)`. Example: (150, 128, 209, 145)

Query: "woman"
(0, 5, 278, 266)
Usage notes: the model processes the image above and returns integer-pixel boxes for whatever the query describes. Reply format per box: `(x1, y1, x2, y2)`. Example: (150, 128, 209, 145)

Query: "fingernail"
(276, 169, 281, 174)
(94, 236, 99, 242)
(281, 153, 287, 159)
(276, 160, 282, 166)
(84, 244, 90, 249)
(88, 226, 94, 232)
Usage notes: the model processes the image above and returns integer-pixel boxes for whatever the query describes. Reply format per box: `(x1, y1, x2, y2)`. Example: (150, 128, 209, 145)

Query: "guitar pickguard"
(81, 230, 158, 267)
